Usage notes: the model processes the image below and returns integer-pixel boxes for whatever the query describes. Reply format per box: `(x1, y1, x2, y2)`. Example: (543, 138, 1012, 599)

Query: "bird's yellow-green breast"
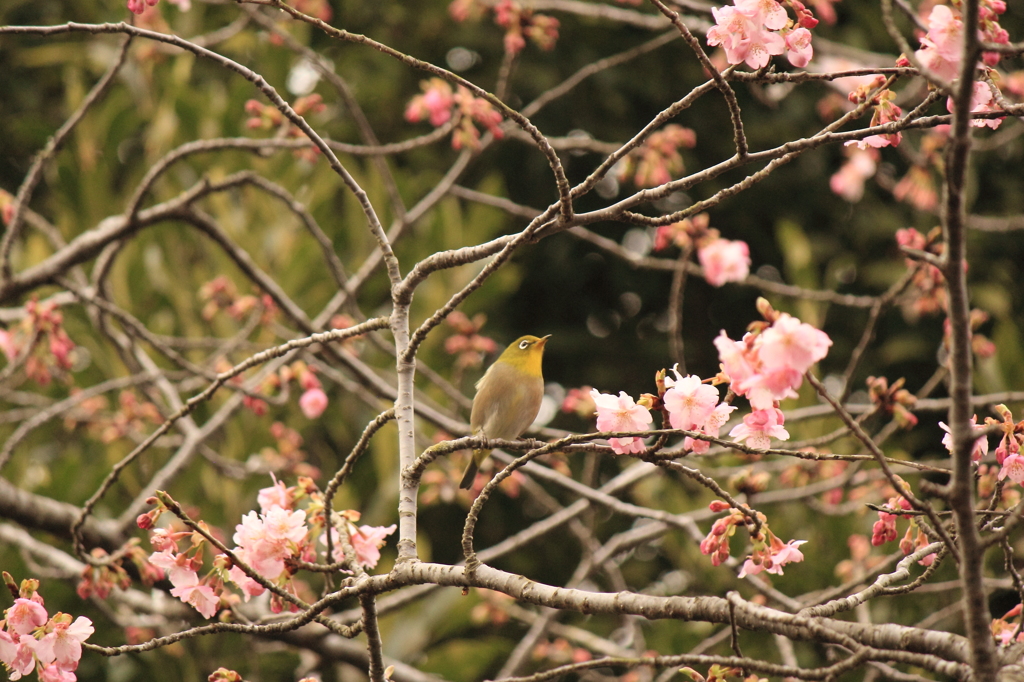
(459, 335, 549, 489)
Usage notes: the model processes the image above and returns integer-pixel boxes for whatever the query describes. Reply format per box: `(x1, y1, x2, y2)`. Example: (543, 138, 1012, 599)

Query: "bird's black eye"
(519, 340, 530, 350)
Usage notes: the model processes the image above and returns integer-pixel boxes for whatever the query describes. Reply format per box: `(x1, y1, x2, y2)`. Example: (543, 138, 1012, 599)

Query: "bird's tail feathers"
(459, 448, 489, 489)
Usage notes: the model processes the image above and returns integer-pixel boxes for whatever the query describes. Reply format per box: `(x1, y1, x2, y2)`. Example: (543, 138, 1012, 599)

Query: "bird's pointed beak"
(537, 335, 551, 347)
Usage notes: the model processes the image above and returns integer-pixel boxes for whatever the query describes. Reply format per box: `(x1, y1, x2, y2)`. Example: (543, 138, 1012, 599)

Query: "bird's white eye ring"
(519, 340, 530, 350)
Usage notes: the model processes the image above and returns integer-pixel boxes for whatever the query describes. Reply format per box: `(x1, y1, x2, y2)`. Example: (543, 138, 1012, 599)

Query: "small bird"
(459, 334, 550, 489)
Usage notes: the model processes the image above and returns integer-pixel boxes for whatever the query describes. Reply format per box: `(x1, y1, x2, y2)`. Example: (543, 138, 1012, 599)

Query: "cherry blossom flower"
(830, 146, 878, 202)
(947, 81, 1004, 130)
(147, 550, 198, 588)
(707, 5, 785, 69)
(714, 332, 758, 390)
(738, 539, 807, 577)
(939, 416, 988, 462)
(39, 664, 77, 682)
(226, 565, 266, 601)
(127, 0, 158, 15)
(758, 313, 832, 374)
(698, 403, 738, 442)
(715, 312, 831, 410)
(620, 125, 696, 188)
(999, 453, 1024, 485)
(590, 389, 653, 454)
(734, 0, 788, 29)
(663, 371, 720, 431)
(232, 508, 307, 580)
(405, 79, 455, 126)
(262, 507, 308, 545)
(407, 79, 505, 150)
(169, 573, 220, 619)
(871, 495, 911, 545)
(893, 166, 938, 212)
(149, 527, 187, 553)
(0, 634, 37, 680)
(697, 239, 751, 287)
(299, 387, 329, 419)
(351, 524, 398, 569)
(6, 598, 48, 635)
(0, 631, 22, 674)
(683, 401, 738, 455)
(34, 616, 94, 669)
(848, 95, 904, 149)
(729, 408, 789, 449)
(258, 476, 294, 512)
(708, 0, 813, 69)
(915, 4, 962, 81)
(784, 27, 813, 68)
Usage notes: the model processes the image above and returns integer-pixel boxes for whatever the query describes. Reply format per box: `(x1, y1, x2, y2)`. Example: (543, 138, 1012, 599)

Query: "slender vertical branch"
(940, 0, 997, 677)
(360, 592, 387, 682)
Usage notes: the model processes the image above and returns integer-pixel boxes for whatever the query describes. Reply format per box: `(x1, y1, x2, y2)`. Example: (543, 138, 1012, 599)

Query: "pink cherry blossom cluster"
(895, 228, 947, 318)
(914, 3, 1008, 80)
(907, 3, 1008, 128)
(865, 376, 918, 430)
(444, 311, 499, 369)
(706, 0, 817, 70)
(714, 302, 833, 411)
(653, 214, 751, 288)
(448, 0, 559, 55)
(698, 239, 751, 288)
(892, 165, 938, 212)
(728, 407, 789, 450)
(829, 145, 878, 202)
(662, 369, 737, 453)
(321, 513, 399, 569)
(870, 490, 911, 546)
(242, 95, 328, 162)
(846, 86, 903, 150)
(238, 358, 330, 421)
(618, 124, 697, 188)
(589, 389, 654, 454)
(244, 94, 326, 132)
(139, 478, 395, 618)
(0, 579, 94, 682)
(589, 369, 736, 456)
(590, 303, 830, 457)
(0, 299, 77, 387)
(699, 501, 807, 576)
(941, 309, 997, 362)
(293, 364, 328, 419)
(404, 78, 505, 150)
(870, 481, 936, 566)
(199, 276, 279, 325)
(897, 522, 937, 567)
(493, 0, 560, 54)
(980, 405, 1024, 486)
(738, 535, 806, 577)
(76, 541, 162, 602)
